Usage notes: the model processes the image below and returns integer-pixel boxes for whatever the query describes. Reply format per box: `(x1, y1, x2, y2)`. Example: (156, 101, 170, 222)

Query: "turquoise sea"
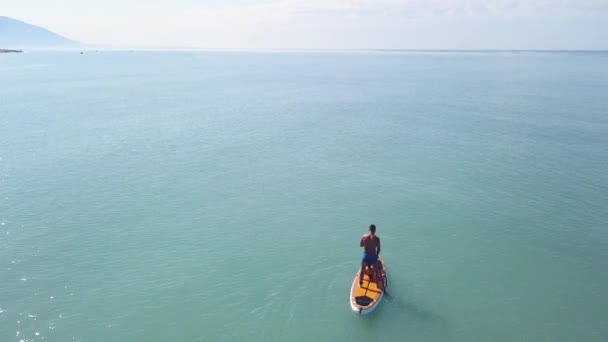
(1, 50, 607, 341)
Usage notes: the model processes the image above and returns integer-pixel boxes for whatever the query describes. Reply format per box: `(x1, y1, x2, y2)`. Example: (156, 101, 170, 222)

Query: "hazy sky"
(3, 0, 608, 49)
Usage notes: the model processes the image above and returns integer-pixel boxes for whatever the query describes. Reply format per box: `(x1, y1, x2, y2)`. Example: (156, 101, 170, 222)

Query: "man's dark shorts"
(362, 252, 378, 264)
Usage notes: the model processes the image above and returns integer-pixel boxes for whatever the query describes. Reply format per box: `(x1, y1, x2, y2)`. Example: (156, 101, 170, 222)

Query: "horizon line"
(27, 45, 608, 53)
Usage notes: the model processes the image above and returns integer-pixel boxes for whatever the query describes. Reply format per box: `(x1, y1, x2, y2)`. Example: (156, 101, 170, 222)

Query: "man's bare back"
(360, 233, 380, 255)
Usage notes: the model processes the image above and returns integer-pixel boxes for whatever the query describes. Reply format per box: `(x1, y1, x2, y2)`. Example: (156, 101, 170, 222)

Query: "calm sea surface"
(1, 50, 607, 341)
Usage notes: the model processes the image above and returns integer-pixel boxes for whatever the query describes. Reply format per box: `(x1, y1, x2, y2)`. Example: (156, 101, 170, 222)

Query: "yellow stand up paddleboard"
(350, 257, 387, 314)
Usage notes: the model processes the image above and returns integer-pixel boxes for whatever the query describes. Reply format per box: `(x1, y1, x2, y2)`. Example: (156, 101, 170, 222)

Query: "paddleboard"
(350, 256, 387, 314)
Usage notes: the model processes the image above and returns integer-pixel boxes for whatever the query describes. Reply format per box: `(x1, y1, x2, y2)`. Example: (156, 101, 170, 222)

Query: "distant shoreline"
(0, 49, 23, 53)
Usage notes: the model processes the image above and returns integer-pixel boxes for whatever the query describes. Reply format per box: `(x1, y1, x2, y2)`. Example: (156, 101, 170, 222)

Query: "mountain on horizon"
(0, 16, 81, 48)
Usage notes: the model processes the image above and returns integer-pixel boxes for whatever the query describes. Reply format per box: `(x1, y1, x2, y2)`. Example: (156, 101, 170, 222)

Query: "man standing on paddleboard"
(359, 224, 383, 290)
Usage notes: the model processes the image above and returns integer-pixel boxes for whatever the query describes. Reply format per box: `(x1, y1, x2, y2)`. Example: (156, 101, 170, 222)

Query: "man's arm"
(376, 237, 381, 255)
(360, 235, 364, 247)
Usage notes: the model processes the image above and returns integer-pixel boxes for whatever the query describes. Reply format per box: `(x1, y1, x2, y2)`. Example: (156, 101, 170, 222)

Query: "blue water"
(1, 50, 608, 341)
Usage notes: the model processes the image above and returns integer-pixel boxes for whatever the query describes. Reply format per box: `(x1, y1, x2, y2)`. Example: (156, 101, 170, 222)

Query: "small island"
(0, 49, 23, 53)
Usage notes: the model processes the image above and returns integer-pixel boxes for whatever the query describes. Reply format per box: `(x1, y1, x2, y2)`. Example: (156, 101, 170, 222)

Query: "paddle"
(376, 259, 391, 297)
(383, 286, 392, 298)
